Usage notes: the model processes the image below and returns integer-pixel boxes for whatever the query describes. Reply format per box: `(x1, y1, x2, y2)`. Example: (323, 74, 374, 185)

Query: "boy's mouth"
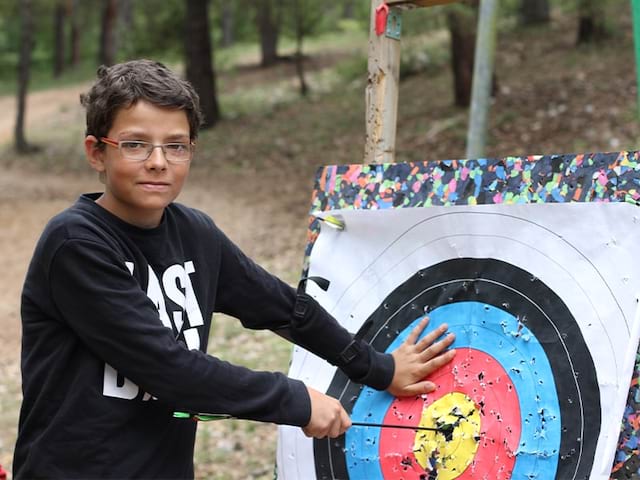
(138, 181, 171, 191)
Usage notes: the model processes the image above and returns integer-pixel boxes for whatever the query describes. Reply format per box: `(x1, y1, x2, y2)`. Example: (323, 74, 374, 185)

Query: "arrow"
(351, 421, 453, 434)
(173, 411, 231, 421)
(174, 411, 454, 435)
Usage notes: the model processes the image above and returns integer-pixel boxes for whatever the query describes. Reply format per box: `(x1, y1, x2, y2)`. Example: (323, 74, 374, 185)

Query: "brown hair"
(80, 59, 203, 145)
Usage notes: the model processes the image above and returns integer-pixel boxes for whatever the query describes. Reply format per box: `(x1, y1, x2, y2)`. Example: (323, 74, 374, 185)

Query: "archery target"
(314, 259, 597, 479)
(278, 203, 640, 480)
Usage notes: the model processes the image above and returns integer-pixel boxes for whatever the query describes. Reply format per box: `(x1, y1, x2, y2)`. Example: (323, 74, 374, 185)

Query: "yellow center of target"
(413, 392, 481, 479)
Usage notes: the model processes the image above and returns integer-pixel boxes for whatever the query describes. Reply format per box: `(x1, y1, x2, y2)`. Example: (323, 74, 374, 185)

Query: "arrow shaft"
(351, 421, 441, 432)
(174, 412, 447, 434)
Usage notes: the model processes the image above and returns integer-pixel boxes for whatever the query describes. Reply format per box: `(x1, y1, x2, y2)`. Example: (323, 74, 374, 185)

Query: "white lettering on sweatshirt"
(103, 260, 204, 400)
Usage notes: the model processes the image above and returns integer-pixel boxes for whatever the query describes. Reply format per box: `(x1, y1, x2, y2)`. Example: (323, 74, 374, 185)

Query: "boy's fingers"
(419, 333, 456, 361)
(406, 317, 429, 344)
(418, 349, 457, 373)
(338, 410, 352, 437)
(315, 409, 350, 438)
(415, 323, 449, 351)
(397, 380, 437, 397)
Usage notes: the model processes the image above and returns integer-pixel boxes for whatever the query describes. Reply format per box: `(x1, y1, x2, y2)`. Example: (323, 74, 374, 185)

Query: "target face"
(278, 199, 640, 480)
(314, 258, 599, 479)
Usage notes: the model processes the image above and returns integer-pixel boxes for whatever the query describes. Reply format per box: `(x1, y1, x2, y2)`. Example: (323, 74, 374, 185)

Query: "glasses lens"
(164, 143, 192, 163)
(120, 141, 152, 161)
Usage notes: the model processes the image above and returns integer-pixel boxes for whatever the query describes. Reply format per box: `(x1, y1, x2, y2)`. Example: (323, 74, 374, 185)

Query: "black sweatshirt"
(13, 193, 394, 479)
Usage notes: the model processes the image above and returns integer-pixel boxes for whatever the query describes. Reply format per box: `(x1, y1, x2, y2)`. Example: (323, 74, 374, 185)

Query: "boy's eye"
(121, 141, 147, 150)
(165, 143, 189, 154)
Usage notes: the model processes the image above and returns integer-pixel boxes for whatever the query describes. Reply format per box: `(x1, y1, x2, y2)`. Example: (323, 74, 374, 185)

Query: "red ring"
(379, 348, 521, 479)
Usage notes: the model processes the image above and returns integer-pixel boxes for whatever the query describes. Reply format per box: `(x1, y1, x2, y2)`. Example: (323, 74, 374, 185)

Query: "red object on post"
(0, 463, 7, 480)
(375, 3, 389, 36)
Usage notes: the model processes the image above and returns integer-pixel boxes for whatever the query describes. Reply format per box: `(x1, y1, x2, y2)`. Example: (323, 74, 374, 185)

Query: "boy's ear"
(85, 135, 105, 173)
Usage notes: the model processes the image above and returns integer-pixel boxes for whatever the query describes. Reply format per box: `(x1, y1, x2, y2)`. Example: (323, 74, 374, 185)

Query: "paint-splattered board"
(277, 151, 640, 480)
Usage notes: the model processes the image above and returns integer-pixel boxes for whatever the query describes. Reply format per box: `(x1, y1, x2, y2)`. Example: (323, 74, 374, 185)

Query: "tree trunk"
(257, 0, 279, 67)
(520, 0, 550, 26)
(220, 1, 234, 47)
(53, 1, 66, 77)
(185, 0, 220, 128)
(118, 0, 134, 55)
(68, 0, 80, 66)
(15, 0, 35, 153)
(577, 0, 608, 44)
(447, 5, 477, 107)
(293, 3, 308, 97)
(99, 0, 118, 66)
(343, 0, 355, 19)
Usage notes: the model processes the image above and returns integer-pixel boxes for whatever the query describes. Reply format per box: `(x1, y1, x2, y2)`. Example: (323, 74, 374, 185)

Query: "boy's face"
(85, 100, 192, 228)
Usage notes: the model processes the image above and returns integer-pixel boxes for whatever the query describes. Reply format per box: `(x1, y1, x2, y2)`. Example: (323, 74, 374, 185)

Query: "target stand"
(277, 152, 640, 480)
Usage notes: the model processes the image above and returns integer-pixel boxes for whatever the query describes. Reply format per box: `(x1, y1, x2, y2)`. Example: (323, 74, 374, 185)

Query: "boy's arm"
(45, 238, 311, 427)
(283, 291, 396, 390)
(285, 292, 456, 396)
(215, 228, 455, 393)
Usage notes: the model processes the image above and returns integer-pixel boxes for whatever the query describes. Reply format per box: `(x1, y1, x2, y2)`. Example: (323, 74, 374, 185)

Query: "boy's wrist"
(290, 378, 313, 427)
(289, 292, 395, 390)
(339, 344, 395, 391)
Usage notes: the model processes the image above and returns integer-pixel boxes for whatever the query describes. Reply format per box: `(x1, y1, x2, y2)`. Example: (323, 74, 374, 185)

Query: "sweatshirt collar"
(76, 193, 169, 237)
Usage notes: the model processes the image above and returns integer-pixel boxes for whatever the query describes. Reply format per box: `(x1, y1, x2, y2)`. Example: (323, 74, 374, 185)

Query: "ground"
(1, 10, 639, 479)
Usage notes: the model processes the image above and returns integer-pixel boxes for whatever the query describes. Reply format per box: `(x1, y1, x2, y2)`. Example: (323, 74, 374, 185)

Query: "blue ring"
(345, 301, 561, 479)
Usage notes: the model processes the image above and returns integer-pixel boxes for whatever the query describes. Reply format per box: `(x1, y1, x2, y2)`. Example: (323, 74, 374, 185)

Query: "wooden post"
(465, 0, 499, 159)
(633, 0, 640, 119)
(364, 0, 402, 164)
(365, 0, 458, 164)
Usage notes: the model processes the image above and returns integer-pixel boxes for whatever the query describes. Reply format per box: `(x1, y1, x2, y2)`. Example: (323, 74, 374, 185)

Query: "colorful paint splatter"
(304, 151, 640, 479)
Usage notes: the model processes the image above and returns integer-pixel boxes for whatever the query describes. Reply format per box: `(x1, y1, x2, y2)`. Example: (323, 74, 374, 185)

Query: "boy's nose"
(145, 145, 168, 170)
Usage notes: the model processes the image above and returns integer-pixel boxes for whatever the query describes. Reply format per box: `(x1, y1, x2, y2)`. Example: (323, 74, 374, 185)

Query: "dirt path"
(0, 84, 90, 145)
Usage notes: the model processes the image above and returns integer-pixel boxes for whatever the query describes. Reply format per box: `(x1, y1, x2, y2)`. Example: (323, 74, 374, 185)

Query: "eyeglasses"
(100, 137, 195, 164)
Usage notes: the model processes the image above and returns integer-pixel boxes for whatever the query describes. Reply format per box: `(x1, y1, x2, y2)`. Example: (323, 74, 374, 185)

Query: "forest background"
(0, 0, 638, 478)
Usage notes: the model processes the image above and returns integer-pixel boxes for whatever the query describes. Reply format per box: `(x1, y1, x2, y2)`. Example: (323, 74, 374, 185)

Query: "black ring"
(314, 258, 600, 480)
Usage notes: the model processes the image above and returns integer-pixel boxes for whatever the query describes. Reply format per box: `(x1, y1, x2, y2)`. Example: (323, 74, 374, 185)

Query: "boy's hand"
(303, 387, 352, 438)
(388, 317, 456, 397)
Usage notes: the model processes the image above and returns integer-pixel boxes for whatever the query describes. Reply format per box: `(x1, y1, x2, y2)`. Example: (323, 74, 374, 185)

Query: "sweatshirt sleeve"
(48, 238, 311, 427)
(214, 228, 395, 391)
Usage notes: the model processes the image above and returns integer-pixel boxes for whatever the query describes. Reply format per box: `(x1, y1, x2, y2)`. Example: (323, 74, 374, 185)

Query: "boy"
(13, 59, 455, 478)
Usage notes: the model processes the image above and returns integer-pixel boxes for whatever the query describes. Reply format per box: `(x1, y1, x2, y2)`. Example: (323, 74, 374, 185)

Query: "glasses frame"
(100, 136, 195, 164)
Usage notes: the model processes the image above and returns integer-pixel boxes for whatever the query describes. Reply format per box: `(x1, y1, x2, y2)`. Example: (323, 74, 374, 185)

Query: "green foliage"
(0, 3, 19, 72)
(280, 0, 336, 42)
(209, 0, 259, 46)
(552, 0, 615, 19)
(0, 0, 376, 90)
(400, 41, 449, 78)
(0, 0, 98, 89)
(0, 0, 622, 99)
(502, 0, 521, 14)
(334, 54, 368, 83)
(0, 1, 36, 81)
(401, 6, 447, 38)
(127, 0, 185, 58)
